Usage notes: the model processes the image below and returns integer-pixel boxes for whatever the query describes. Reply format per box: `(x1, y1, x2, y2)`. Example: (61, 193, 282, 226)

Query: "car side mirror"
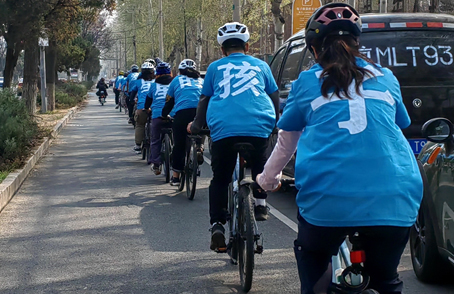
(421, 118, 454, 143)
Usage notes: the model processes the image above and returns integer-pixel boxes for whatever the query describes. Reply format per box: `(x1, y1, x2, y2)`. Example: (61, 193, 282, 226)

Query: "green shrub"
(0, 89, 38, 170)
(55, 82, 88, 108)
(82, 81, 95, 90)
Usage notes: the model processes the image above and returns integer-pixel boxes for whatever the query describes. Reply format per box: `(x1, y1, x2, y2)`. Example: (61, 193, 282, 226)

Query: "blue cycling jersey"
(278, 57, 423, 228)
(202, 53, 278, 142)
(167, 75, 203, 113)
(147, 82, 175, 119)
(130, 79, 154, 110)
(125, 72, 139, 93)
(115, 76, 124, 89)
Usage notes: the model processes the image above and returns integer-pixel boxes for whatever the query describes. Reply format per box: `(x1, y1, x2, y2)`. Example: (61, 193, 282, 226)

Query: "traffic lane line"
(203, 155, 299, 234)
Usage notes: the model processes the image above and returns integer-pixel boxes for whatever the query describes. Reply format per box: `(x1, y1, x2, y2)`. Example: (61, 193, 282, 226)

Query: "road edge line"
(0, 101, 83, 213)
(203, 155, 298, 233)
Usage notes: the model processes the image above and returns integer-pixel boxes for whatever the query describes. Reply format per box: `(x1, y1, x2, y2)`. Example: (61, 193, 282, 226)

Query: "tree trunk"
(46, 40, 57, 111)
(23, 36, 40, 114)
(271, 0, 285, 51)
(195, 17, 203, 69)
(3, 28, 23, 88)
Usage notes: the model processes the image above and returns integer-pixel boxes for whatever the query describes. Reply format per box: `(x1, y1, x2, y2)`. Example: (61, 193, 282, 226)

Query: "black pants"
(295, 214, 409, 294)
(114, 89, 120, 105)
(126, 94, 134, 119)
(172, 108, 197, 173)
(209, 136, 268, 225)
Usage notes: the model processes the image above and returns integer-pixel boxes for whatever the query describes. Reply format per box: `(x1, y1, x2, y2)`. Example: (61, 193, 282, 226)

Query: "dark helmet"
(305, 3, 362, 54)
(156, 62, 171, 75)
(130, 64, 139, 72)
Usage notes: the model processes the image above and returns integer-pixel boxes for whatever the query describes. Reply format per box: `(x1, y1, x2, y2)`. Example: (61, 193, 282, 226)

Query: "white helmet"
(178, 59, 197, 70)
(141, 62, 155, 70)
(217, 22, 250, 46)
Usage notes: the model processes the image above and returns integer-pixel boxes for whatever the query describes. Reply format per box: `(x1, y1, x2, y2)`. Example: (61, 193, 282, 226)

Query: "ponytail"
(179, 68, 201, 79)
(313, 35, 376, 99)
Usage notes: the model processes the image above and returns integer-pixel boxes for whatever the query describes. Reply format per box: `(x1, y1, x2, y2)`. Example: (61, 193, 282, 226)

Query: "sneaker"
(254, 205, 269, 221)
(128, 118, 133, 124)
(133, 145, 141, 152)
(115, 105, 119, 109)
(210, 223, 227, 251)
(170, 176, 180, 186)
(152, 164, 161, 175)
(197, 150, 204, 165)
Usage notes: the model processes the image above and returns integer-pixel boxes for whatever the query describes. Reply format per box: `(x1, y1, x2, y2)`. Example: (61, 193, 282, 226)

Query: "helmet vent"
(343, 10, 352, 18)
(240, 27, 246, 33)
(326, 11, 336, 20)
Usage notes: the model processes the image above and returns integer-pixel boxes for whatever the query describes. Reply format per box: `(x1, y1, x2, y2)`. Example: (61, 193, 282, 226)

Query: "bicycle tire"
(228, 180, 238, 265)
(237, 185, 255, 292)
(186, 141, 198, 200)
(141, 146, 146, 160)
(164, 134, 171, 183)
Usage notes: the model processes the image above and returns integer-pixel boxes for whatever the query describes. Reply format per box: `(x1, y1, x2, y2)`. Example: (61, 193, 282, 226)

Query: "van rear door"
(360, 29, 454, 152)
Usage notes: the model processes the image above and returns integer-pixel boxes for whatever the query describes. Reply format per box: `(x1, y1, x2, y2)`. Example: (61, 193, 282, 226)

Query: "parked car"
(413, 118, 454, 282)
(269, 13, 454, 176)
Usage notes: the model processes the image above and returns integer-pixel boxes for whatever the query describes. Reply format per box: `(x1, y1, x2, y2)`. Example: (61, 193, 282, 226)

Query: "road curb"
(0, 104, 80, 213)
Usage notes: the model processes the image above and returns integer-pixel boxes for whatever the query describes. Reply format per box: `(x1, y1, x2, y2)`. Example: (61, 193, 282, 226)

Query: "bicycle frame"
(229, 153, 262, 253)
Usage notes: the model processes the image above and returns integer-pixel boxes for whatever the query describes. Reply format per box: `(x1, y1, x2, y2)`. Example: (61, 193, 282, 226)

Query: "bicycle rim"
(164, 135, 171, 183)
(228, 182, 238, 265)
(186, 143, 197, 200)
(237, 186, 255, 292)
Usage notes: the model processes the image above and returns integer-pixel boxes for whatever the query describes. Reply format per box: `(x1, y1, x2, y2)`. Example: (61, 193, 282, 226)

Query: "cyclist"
(137, 59, 156, 80)
(188, 22, 280, 251)
(114, 71, 124, 109)
(129, 62, 156, 153)
(96, 78, 108, 101)
(256, 3, 423, 294)
(144, 62, 174, 174)
(162, 59, 204, 186)
(126, 64, 140, 124)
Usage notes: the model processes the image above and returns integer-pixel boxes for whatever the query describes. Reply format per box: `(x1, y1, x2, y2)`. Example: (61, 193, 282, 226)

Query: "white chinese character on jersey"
(155, 84, 168, 100)
(217, 62, 261, 99)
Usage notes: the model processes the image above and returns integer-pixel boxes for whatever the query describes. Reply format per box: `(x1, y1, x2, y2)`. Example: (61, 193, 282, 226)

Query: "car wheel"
(410, 200, 453, 282)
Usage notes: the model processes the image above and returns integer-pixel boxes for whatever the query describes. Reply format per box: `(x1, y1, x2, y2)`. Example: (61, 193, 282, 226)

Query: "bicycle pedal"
(197, 170, 201, 177)
(255, 245, 264, 254)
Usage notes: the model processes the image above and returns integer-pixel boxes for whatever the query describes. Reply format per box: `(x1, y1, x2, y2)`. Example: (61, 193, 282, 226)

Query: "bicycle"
(160, 119, 173, 183)
(278, 179, 379, 294)
(182, 130, 209, 200)
(141, 113, 152, 161)
(214, 143, 263, 293)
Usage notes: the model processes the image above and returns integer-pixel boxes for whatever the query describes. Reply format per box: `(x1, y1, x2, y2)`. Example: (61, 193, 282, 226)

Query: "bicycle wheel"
(228, 180, 238, 265)
(237, 185, 255, 292)
(186, 141, 198, 200)
(164, 134, 171, 183)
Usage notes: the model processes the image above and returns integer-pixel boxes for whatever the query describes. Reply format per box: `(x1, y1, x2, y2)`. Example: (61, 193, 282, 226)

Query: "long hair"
(313, 35, 376, 99)
(179, 68, 201, 79)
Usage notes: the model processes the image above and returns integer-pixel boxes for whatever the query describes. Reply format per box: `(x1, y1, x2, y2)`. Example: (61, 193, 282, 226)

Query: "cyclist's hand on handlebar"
(256, 173, 282, 192)
(187, 121, 193, 134)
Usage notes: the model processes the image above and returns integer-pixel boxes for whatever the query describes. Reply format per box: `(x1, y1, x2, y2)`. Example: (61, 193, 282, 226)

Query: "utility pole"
(133, 6, 137, 64)
(380, 0, 387, 13)
(159, 0, 164, 58)
(233, 0, 241, 22)
(124, 32, 127, 69)
(119, 40, 122, 70)
(116, 42, 119, 74)
(38, 35, 48, 113)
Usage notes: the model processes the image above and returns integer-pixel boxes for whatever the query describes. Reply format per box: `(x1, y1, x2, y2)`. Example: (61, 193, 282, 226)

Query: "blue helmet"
(156, 62, 171, 75)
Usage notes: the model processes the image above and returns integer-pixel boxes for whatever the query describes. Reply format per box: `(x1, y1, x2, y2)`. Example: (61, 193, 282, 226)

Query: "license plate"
(408, 139, 427, 154)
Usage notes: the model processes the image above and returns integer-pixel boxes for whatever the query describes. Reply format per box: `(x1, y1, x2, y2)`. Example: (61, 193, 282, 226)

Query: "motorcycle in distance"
(98, 91, 106, 106)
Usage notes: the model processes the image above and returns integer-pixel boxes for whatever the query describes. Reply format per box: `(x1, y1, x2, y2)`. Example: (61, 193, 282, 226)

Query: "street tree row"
(0, 0, 116, 113)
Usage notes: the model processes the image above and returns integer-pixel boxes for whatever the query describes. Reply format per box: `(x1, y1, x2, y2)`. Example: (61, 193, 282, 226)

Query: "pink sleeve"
(257, 130, 301, 191)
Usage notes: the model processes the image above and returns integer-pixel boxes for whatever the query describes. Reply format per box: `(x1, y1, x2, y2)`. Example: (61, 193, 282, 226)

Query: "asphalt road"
(0, 91, 453, 294)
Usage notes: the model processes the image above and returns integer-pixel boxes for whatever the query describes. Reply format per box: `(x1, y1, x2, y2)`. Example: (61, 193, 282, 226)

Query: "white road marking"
(203, 155, 299, 233)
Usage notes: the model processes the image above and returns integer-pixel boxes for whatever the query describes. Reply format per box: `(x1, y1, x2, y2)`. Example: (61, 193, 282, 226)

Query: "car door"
(440, 146, 454, 256)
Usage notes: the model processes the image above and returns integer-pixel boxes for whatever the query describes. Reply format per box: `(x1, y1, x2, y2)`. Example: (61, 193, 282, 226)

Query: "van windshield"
(360, 30, 454, 86)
